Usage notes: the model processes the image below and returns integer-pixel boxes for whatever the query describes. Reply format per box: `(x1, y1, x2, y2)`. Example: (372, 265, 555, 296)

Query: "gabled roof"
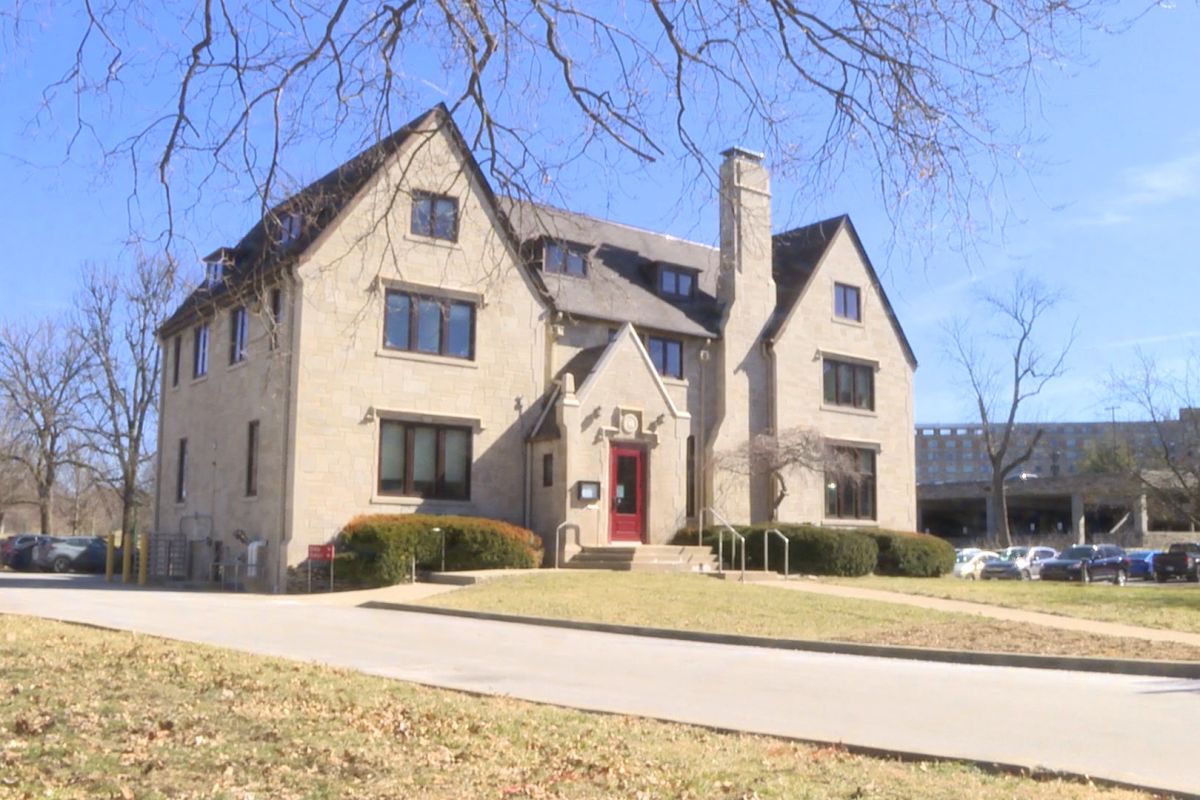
(160, 104, 545, 336)
(768, 215, 917, 368)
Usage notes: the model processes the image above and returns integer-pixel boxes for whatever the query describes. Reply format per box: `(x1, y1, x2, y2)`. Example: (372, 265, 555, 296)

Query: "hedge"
(336, 514, 543, 586)
(673, 523, 952, 578)
(859, 529, 955, 577)
(674, 523, 877, 577)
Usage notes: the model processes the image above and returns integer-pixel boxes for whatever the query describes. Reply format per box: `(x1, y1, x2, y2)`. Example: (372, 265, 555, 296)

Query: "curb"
(361, 601, 1200, 679)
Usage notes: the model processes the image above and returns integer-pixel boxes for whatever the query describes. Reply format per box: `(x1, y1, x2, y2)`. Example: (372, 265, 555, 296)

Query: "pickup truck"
(1153, 542, 1200, 583)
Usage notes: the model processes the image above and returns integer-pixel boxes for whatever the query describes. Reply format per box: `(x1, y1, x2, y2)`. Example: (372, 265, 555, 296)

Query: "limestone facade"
(155, 105, 917, 590)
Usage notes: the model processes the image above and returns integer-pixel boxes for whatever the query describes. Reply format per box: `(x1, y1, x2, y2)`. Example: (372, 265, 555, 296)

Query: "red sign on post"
(308, 544, 334, 562)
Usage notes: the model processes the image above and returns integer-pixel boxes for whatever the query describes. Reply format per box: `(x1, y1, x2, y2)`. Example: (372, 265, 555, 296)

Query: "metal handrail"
(553, 521, 579, 569)
(764, 528, 789, 581)
(703, 506, 745, 582)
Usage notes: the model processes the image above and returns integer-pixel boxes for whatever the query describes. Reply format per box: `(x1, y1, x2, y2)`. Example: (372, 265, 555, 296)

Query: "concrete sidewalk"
(766, 578, 1200, 647)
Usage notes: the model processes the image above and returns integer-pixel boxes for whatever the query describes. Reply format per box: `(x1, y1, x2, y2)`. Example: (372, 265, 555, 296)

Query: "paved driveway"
(1, 573, 1197, 797)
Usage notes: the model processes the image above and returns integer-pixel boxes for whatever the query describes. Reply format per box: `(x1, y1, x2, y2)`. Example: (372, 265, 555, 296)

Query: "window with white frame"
(192, 323, 209, 378)
(229, 306, 248, 364)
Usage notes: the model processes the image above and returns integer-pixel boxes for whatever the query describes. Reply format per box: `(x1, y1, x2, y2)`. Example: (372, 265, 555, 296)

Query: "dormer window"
(278, 213, 303, 245)
(203, 248, 234, 288)
(205, 260, 224, 287)
(544, 241, 587, 277)
(659, 266, 695, 299)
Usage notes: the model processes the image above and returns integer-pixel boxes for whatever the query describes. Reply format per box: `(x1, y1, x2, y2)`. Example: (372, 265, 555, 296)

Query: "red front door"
(610, 445, 645, 543)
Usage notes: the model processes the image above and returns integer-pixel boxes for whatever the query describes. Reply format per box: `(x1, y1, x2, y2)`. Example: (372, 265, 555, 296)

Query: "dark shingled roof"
(768, 215, 917, 367)
(502, 200, 723, 338)
(161, 104, 913, 369)
(160, 105, 466, 335)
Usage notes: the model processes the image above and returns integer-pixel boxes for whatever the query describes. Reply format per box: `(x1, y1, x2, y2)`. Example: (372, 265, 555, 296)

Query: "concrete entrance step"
(564, 545, 718, 573)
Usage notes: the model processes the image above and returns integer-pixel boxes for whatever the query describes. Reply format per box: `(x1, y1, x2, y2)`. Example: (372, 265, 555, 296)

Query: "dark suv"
(1039, 544, 1130, 585)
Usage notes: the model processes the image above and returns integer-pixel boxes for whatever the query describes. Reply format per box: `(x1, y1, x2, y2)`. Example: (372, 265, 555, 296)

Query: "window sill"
(227, 359, 248, 373)
(404, 232, 461, 250)
(190, 374, 209, 386)
(241, 493, 260, 503)
(832, 315, 864, 328)
(822, 518, 878, 528)
(370, 495, 474, 508)
(375, 349, 478, 369)
(661, 376, 688, 388)
(820, 404, 877, 418)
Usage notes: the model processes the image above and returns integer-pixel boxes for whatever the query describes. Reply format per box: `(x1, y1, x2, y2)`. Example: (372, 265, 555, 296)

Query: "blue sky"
(1, 3, 1198, 426)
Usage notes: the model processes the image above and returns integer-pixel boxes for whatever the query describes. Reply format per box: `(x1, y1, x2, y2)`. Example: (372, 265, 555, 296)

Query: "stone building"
(154, 105, 917, 591)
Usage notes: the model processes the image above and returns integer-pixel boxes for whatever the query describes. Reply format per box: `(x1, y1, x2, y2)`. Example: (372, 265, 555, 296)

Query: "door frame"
(609, 443, 646, 543)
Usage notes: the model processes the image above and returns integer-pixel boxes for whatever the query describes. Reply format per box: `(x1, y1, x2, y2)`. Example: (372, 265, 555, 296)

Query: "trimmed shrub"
(337, 514, 543, 586)
(674, 523, 877, 577)
(862, 529, 955, 577)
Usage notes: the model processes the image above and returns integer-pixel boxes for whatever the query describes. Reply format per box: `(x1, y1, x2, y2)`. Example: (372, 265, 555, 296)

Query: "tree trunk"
(37, 485, 51, 534)
(120, 479, 137, 582)
(988, 473, 1013, 548)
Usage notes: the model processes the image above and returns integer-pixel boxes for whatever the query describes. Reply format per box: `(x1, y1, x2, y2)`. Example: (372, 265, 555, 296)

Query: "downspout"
(764, 337, 780, 520)
(152, 337, 167, 535)
(277, 270, 299, 593)
(698, 340, 711, 532)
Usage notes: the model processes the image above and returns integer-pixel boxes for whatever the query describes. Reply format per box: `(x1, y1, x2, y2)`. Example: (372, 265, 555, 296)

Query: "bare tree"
(0, 320, 92, 534)
(1111, 350, 1200, 529)
(77, 256, 179, 572)
(716, 427, 853, 520)
(0, 401, 28, 534)
(18, 1, 1131, 252)
(946, 274, 1075, 547)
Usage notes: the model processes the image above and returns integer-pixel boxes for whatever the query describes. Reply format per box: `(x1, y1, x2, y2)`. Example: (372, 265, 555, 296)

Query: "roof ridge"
(507, 197, 719, 253)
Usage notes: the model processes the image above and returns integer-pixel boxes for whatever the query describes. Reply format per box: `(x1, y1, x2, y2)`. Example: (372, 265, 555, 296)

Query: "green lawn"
(420, 572, 1200, 660)
(823, 575, 1200, 634)
(0, 614, 1155, 799)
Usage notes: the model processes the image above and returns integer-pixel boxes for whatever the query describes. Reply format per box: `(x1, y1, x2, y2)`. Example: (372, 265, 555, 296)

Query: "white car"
(953, 550, 998, 580)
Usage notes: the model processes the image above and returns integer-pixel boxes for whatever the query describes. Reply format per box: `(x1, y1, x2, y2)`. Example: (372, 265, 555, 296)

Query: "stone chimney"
(717, 147, 774, 316)
(709, 147, 776, 524)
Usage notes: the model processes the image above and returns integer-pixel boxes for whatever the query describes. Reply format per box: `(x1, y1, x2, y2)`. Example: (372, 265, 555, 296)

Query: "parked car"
(34, 537, 109, 574)
(1039, 544, 1130, 585)
(979, 546, 1058, 580)
(1125, 549, 1158, 581)
(953, 550, 998, 580)
(2, 535, 54, 571)
(1152, 542, 1200, 583)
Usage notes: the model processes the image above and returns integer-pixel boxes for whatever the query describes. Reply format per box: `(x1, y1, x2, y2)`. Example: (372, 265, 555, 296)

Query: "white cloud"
(1124, 152, 1200, 206)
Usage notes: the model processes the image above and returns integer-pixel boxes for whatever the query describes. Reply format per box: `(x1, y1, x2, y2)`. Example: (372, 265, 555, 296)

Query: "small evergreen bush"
(861, 529, 955, 577)
(337, 514, 542, 585)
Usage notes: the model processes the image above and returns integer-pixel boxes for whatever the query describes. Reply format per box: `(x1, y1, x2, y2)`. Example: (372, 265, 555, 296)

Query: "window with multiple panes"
(659, 266, 695, 299)
(378, 420, 472, 500)
(278, 213, 303, 245)
(245, 420, 259, 497)
(647, 336, 683, 379)
(822, 358, 874, 410)
(175, 438, 188, 503)
(229, 306, 248, 364)
(410, 191, 459, 241)
(544, 241, 587, 276)
(542, 453, 554, 487)
(383, 290, 475, 360)
(834, 283, 861, 321)
(205, 259, 226, 287)
(825, 447, 875, 520)
(192, 324, 209, 378)
(171, 335, 182, 387)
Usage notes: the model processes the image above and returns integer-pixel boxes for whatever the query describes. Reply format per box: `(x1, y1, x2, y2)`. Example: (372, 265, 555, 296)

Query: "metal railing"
(702, 506, 744, 582)
(552, 522, 580, 569)
(764, 528, 789, 581)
